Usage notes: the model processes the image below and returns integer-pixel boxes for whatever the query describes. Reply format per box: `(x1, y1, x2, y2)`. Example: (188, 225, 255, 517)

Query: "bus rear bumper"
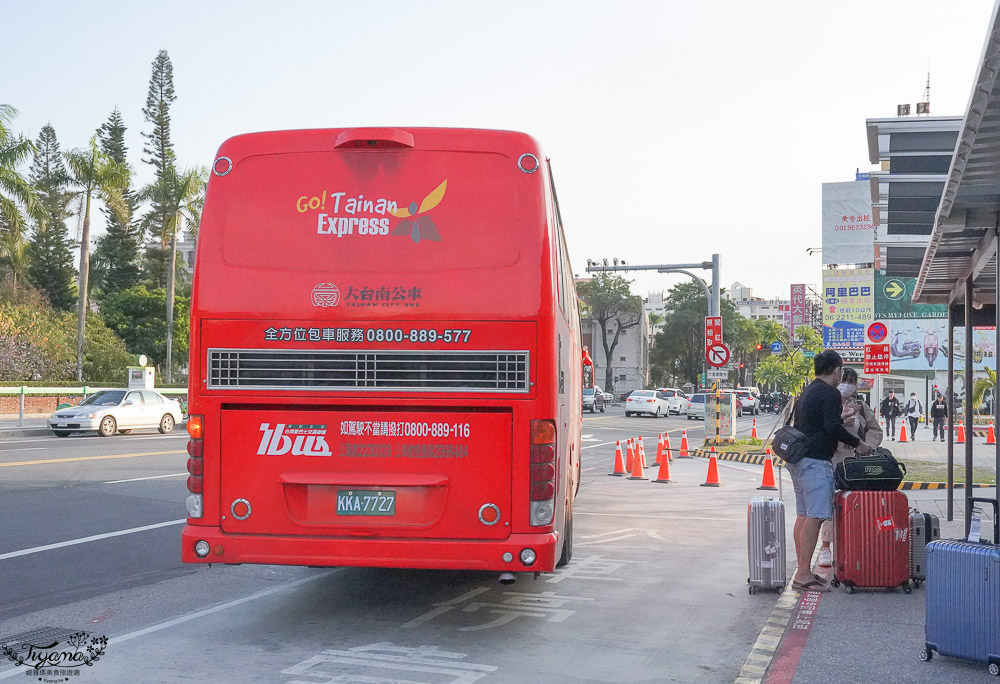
(181, 524, 559, 572)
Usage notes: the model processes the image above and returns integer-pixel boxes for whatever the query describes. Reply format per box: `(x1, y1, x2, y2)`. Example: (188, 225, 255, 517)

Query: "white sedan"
(48, 389, 185, 437)
(624, 390, 670, 418)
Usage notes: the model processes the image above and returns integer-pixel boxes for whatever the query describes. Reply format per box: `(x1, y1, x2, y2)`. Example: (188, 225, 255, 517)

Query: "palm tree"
(66, 136, 129, 381)
(972, 367, 997, 415)
(139, 165, 206, 382)
(0, 105, 43, 289)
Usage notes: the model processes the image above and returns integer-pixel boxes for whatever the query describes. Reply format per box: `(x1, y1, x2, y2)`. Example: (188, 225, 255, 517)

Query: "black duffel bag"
(834, 447, 906, 490)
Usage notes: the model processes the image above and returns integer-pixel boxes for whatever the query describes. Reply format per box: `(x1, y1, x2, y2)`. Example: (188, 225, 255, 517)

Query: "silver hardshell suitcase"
(748, 497, 786, 594)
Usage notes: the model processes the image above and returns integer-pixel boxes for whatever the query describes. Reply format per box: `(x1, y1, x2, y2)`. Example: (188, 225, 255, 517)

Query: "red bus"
(182, 127, 582, 580)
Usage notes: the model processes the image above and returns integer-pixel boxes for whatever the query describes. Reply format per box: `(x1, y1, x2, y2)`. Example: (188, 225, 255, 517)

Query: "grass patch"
(701, 438, 763, 453)
(899, 459, 997, 484)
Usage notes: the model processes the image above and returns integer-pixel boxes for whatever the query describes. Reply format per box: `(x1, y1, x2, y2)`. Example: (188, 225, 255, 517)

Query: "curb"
(690, 450, 995, 489)
(0, 427, 51, 440)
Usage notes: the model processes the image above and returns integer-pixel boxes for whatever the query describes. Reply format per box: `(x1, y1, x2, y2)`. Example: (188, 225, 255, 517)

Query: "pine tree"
(141, 49, 176, 274)
(92, 108, 140, 297)
(140, 49, 183, 382)
(25, 124, 76, 310)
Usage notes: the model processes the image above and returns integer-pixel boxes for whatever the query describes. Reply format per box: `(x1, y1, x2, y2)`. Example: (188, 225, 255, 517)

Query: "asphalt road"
(0, 409, 784, 683)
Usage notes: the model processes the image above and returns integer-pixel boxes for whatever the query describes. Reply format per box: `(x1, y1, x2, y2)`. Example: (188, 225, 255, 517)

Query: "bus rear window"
(218, 150, 524, 272)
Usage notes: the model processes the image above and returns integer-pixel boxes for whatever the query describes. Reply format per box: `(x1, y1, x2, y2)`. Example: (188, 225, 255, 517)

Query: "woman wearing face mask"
(815, 367, 884, 569)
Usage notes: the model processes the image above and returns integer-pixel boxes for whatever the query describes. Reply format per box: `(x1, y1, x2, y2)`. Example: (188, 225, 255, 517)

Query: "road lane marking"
(0, 519, 186, 561)
(104, 473, 188, 484)
(0, 570, 342, 682)
(0, 449, 185, 467)
(5, 447, 45, 452)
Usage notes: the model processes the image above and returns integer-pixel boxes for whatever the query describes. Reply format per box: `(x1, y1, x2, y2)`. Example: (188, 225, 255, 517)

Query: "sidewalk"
(0, 414, 51, 440)
(739, 441, 1000, 683)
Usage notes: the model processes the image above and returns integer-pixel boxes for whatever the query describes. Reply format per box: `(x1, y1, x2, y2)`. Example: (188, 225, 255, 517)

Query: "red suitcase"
(831, 490, 912, 594)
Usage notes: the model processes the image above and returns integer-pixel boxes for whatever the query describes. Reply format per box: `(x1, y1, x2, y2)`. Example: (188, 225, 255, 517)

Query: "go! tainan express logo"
(296, 181, 447, 242)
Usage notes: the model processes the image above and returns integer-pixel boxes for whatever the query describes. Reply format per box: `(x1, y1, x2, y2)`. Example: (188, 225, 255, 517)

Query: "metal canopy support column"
(965, 278, 975, 537)
(947, 304, 955, 521)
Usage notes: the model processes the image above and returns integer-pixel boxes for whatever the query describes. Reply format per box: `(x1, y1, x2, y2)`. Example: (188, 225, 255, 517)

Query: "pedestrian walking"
(880, 390, 901, 441)
(905, 392, 923, 440)
(930, 392, 948, 442)
(786, 350, 874, 592)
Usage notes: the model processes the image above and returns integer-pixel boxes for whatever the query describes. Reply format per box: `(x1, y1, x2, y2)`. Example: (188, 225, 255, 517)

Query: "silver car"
(48, 389, 184, 437)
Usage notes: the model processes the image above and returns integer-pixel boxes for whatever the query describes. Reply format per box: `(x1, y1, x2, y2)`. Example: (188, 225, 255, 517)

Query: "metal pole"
(947, 304, 955, 521)
(18, 386, 25, 427)
(711, 253, 720, 318)
(995, 227, 1000, 519)
(965, 278, 975, 537)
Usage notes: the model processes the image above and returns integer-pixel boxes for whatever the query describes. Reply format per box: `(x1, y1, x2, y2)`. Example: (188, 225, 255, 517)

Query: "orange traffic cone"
(758, 455, 778, 490)
(663, 432, 674, 461)
(609, 441, 627, 476)
(625, 440, 635, 472)
(679, 430, 691, 458)
(700, 455, 721, 487)
(638, 436, 647, 468)
(956, 421, 966, 444)
(751, 419, 758, 440)
(653, 447, 673, 483)
(653, 434, 665, 466)
(898, 421, 908, 443)
(628, 443, 648, 480)
(987, 424, 996, 445)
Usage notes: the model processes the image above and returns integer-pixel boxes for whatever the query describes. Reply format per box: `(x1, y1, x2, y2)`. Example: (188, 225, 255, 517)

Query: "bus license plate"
(336, 490, 396, 516)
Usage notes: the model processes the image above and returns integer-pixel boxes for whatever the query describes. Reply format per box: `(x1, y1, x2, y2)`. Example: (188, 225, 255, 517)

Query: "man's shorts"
(785, 457, 834, 519)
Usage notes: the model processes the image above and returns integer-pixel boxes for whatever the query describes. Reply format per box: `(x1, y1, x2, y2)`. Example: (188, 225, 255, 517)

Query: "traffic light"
(755, 343, 763, 351)
(739, 362, 745, 368)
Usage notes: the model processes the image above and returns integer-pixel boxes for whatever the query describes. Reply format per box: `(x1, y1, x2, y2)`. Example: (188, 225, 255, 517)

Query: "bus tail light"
(529, 420, 556, 526)
(186, 415, 204, 518)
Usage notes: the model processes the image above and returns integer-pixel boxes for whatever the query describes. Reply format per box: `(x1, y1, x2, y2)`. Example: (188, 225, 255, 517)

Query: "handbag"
(769, 396, 809, 464)
(834, 447, 906, 490)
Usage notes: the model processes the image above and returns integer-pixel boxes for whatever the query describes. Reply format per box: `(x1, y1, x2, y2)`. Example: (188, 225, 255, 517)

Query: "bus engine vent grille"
(207, 349, 530, 393)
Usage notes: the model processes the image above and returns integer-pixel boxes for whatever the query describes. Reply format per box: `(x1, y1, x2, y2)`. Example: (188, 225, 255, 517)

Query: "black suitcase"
(909, 510, 941, 586)
(834, 448, 906, 490)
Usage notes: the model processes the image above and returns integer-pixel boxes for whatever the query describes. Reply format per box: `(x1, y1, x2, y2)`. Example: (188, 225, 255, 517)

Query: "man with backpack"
(880, 390, 901, 441)
(905, 392, 923, 440)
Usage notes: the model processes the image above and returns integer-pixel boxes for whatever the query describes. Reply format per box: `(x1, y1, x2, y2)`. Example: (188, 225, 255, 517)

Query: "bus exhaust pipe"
(498, 572, 517, 585)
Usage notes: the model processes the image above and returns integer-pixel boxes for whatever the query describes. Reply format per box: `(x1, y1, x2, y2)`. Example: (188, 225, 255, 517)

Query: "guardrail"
(0, 386, 187, 426)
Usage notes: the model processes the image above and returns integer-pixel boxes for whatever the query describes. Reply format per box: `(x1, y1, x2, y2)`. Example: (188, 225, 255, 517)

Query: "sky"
(3, 0, 997, 301)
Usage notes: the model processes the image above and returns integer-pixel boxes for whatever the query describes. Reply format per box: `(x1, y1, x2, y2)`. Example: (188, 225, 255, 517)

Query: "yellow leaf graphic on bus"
(389, 179, 447, 243)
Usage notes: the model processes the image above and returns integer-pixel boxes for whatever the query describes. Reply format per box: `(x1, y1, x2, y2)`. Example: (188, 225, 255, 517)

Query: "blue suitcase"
(921, 498, 1000, 676)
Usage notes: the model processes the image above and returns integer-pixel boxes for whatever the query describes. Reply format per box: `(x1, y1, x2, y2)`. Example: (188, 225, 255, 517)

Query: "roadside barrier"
(609, 441, 627, 476)
(898, 421, 908, 442)
(653, 434, 665, 466)
(638, 436, 647, 468)
(663, 432, 674, 461)
(988, 424, 996, 445)
(700, 454, 721, 487)
(956, 421, 966, 444)
(626, 439, 635, 472)
(751, 419, 758, 440)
